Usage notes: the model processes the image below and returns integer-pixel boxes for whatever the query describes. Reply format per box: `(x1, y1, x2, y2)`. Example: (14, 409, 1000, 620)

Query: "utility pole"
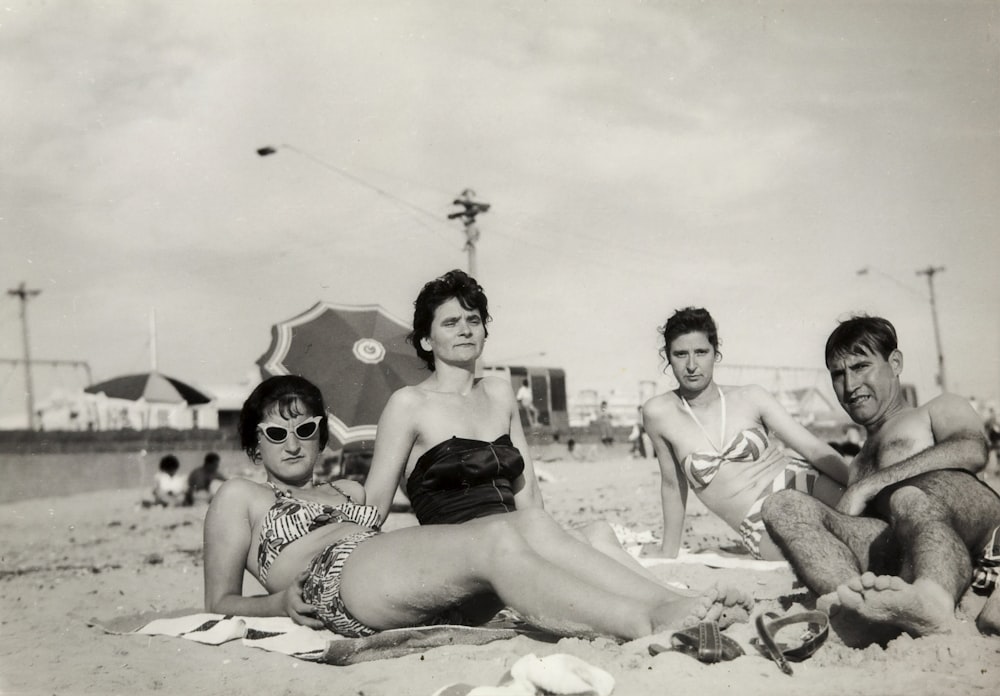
(7, 282, 41, 430)
(915, 265, 946, 392)
(448, 189, 490, 278)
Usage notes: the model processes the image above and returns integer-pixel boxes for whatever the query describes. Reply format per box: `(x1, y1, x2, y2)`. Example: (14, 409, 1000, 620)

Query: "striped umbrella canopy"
(84, 372, 212, 405)
(256, 302, 428, 450)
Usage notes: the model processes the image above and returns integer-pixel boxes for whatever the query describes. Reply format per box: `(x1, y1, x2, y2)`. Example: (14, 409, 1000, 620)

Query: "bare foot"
(976, 585, 1000, 635)
(816, 591, 840, 616)
(651, 585, 753, 632)
(836, 572, 960, 636)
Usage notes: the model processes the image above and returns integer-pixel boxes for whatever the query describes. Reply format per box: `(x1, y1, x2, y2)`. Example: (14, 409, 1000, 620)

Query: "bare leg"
(762, 489, 890, 595)
(340, 518, 723, 639)
(570, 520, 662, 582)
(976, 585, 1000, 635)
(831, 477, 1000, 636)
(484, 509, 751, 623)
(835, 572, 963, 636)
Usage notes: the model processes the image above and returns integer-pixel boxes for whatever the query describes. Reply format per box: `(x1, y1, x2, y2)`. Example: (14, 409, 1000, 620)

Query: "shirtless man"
(761, 315, 1000, 636)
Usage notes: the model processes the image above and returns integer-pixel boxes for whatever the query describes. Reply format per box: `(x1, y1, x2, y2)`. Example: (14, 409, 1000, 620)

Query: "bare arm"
(838, 394, 989, 515)
(643, 403, 687, 558)
(503, 380, 544, 510)
(753, 385, 852, 486)
(202, 480, 321, 626)
(364, 390, 419, 524)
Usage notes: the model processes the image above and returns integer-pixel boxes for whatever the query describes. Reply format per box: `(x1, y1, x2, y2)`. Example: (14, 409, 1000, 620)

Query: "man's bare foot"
(816, 591, 841, 616)
(836, 572, 960, 637)
(976, 585, 1000, 635)
(651, 585, 753, 632)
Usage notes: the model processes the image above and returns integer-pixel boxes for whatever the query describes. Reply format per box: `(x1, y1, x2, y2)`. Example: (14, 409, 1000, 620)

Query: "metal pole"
(916, 265, 946, 391)
(7, 282, 42, 430)
(448, 189, 489, 278)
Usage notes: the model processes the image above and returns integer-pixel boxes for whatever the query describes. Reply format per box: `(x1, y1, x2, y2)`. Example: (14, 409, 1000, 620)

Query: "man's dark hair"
(825, 315, 898, 364)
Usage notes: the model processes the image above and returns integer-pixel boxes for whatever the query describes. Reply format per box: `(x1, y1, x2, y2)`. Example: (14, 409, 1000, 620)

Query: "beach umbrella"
(84, 372, 212, 404)
(256, 303, 428, 450)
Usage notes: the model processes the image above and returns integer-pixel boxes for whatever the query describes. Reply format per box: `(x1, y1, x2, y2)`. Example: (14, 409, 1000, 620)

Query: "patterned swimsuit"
(257, 482, 382, 637)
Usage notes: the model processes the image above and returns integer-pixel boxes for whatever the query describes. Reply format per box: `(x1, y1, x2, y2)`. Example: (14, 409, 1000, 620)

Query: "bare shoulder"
(925, 393, 983, 430)
(642, 392, 679, 426)
(208, 477, 267, 518)
(479, 375, 516, 400)
(386, 384, 428, 410)
(730, 383, 772, 405)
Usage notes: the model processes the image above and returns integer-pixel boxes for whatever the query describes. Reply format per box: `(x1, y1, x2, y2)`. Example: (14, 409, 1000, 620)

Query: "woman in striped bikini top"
(642, 307, 851, 559)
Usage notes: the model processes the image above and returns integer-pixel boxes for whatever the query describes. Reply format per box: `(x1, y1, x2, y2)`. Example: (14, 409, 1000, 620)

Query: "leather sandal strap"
(754, 610, 830, 675)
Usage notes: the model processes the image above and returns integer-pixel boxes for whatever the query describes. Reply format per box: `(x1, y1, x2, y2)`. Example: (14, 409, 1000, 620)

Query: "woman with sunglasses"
(363, 270, 648, 576)
(203, 374, 752, 639)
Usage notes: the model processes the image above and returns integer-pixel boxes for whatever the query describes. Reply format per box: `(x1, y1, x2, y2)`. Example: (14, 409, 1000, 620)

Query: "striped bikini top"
(679, 386, 770, 491)
(257, 482, 381, 582)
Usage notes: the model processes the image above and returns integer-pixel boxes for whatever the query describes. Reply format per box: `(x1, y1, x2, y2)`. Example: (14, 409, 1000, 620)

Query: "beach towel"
(638, 550, 789, 572)
(92, 610, 555, 666)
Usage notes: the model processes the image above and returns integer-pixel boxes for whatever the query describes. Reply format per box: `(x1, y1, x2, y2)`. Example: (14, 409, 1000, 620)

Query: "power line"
(256, 144, 458, 249)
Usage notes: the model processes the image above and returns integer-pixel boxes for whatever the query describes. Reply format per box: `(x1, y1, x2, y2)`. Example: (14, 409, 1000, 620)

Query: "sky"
(2, 1, 999, 427)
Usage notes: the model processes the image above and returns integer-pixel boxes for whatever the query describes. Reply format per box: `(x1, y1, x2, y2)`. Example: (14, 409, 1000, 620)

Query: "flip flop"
(648, 620, 744, 664)
(751, 610, 830, 676)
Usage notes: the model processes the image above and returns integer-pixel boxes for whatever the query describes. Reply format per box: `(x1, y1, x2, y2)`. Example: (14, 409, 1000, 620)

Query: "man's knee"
(761, 489, 821, 531)
(886, 485, 940, 523)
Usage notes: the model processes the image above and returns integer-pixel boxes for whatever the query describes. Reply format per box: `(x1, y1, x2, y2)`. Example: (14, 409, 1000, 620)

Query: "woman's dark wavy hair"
(408, 269, 491, 371)
(238, 375, 328, 459)
(658, 307, 722, 362)
(824, 315, 897, 365)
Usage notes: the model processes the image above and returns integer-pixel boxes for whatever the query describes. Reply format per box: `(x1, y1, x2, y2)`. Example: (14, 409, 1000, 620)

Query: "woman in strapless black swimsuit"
(364, 270, 662, 579)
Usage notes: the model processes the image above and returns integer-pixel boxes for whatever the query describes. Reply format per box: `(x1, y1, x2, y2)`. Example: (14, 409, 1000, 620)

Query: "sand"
(2, 452, 999, 695)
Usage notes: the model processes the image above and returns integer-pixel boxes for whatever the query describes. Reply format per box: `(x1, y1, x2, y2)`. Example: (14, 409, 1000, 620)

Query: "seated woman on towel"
(643, 307, 850, 561)
(202, 374, 751, 639)
(363, 269, 643, 575)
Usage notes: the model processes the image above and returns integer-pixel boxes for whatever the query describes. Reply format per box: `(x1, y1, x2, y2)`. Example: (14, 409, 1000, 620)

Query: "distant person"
(364, 269, 652, 578)
(597, 402, 614, 446)
(629, 406, 648, 458)
(185, 452, 227, 505)
(762, 315, 1000, 637)
(152, 454, 186, 507)
(516, 379, 539, 428)
(642, 307, 849, 560)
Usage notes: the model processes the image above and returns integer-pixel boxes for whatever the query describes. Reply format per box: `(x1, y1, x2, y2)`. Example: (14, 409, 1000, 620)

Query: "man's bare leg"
(836, 572, 963, 636)
(761, 489, 889, 595)
(830, 475, 1000, 636)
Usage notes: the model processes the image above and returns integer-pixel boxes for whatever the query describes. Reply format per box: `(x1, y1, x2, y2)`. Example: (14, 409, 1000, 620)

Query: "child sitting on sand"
(151, 454, 186, 507)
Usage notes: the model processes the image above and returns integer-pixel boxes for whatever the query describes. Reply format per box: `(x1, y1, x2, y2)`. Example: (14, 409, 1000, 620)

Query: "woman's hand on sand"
(283, 572, 324, 629)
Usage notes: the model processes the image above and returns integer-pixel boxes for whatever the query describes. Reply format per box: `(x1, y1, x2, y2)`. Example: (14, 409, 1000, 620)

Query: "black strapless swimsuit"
(405, 435, 526, 524)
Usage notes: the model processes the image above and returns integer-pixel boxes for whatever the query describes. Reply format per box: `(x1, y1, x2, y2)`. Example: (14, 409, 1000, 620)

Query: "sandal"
(648, 620, 744, 664)
(751, 610, 830, 676)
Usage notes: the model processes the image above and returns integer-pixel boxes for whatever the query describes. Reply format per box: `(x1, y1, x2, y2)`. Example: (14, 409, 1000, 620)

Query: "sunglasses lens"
(263, 426, 288, 442)
(295, 421, 319, 439)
